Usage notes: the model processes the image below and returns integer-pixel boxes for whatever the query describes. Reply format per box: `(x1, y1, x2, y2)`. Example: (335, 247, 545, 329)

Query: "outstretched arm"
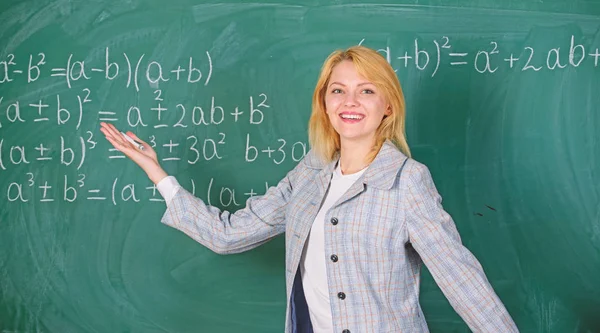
(404, 160, 519, 332)
(100, 121, 299, 255)
(161, 165, 299, 254)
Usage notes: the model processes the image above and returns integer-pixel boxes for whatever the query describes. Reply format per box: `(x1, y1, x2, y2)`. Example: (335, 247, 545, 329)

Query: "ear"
(384, 105, 392, 116)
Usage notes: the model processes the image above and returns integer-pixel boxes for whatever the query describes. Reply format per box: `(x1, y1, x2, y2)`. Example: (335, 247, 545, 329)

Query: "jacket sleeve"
(403, 160, 519, 332)
(161, 163, 302, 255)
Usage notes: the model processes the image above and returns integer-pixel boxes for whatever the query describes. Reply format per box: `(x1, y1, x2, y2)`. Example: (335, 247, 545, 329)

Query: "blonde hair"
(308, 45, 411, 163)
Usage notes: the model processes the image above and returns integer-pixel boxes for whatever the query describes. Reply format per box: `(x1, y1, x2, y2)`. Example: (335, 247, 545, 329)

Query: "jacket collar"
(304, 139, 409, 190)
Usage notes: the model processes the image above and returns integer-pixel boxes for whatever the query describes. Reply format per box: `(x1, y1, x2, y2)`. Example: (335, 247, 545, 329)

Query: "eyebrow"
(328, 81, 374, 87)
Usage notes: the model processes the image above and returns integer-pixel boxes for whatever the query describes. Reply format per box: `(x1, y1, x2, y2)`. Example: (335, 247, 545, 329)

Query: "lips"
(339, 112, 365, 119)
(339, 112, 365, 123)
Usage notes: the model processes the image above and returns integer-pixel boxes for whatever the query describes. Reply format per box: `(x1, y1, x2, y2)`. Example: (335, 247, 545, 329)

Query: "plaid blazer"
(161, 140, 518, 333)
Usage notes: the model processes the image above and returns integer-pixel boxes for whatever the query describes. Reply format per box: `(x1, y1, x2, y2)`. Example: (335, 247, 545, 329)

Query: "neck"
(338, 137, 376, 175)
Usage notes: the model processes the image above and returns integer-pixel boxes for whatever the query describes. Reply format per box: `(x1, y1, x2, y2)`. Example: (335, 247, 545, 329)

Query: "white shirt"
(156, 163, 367, 332)
(156, 175, 181, 205)
(299, 162, 367, 333)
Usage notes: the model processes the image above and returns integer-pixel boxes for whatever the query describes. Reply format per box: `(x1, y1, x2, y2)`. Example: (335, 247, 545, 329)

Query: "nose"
(343, 91, 359, 107)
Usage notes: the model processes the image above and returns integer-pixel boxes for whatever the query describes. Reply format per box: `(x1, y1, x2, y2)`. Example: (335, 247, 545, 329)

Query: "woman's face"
(325, 60, 390, 146)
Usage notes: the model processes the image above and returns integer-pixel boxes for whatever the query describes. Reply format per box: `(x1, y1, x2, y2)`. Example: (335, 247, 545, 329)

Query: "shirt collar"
(303, 139, 409, 190)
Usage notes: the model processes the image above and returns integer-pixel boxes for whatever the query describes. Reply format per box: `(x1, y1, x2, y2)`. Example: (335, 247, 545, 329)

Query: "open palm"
(100, 122, 167, 184)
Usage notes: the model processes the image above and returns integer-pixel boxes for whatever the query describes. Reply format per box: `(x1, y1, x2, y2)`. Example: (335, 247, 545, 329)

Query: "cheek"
(369, 98, 388, 116)
(325, 96, 341, 113)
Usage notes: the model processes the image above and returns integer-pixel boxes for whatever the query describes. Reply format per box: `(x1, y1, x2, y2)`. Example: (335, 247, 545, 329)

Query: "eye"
(362, 89, 375, 94)
(331, 88, 343, 94)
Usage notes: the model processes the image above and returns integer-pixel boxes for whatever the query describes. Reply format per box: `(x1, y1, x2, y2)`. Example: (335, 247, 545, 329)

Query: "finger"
(100, 126, 123, 145)
(122, 132, 148, 152)
(106, 123, 124, 141)
(104, 134, 124, 150)
(100, 122, 121, 141)
(100, 122, 119, 134)
(100, 126, 116, 141)
(106, 134, 134, 153)
(105, 123, 130, 146)
(126, 132, 157, 153)
(125, 131, 150, 147)
(102, 122, 121, 138)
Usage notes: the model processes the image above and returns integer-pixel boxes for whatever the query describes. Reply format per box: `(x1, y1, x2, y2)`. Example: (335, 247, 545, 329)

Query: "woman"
(100, 46, 518, 333)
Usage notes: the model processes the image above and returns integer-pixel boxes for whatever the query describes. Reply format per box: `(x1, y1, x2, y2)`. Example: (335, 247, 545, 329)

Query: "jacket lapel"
(331, 179, 366, 209)
(304, 140, 409, 209)
(362, 140, 409, 190)
(315, 161, 336, 198)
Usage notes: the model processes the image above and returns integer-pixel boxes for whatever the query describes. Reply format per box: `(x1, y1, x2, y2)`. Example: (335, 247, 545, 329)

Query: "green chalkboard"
(1, 1, 599, 332)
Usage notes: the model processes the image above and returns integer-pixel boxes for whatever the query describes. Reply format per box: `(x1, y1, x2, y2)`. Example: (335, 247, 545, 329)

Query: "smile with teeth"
(340, 114, 365, 120)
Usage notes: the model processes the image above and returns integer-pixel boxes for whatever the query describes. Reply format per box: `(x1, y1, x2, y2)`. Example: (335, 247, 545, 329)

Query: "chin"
(338, 133, 372, 143)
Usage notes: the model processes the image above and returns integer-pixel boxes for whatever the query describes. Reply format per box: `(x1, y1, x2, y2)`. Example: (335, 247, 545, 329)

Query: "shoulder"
(397, 157, 435, 191)
(397, 160, 443, 205)
(285, 149, 323, 182)
(403, 158, 431, 178)
(368, 140, 431, 191)
(300, 148, 328, 169)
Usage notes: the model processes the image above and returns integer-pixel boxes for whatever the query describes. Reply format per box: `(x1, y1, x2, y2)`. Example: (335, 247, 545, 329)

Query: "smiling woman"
(100, 46, 519, 333)
(309, 47, 410, 175)
(325, 61, 390, 167)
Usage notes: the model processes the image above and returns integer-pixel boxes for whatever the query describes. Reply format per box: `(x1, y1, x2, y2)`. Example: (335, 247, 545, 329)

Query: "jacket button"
(342, 330, 351, 333)
(330, 217, 338, 225)
(337, 292, 346, 300)
(330, 254, 338, 262)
